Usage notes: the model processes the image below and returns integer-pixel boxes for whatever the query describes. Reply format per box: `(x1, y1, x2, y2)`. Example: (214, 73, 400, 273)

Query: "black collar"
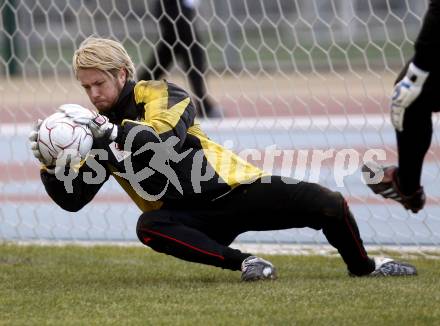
(103, 80, 143, 124)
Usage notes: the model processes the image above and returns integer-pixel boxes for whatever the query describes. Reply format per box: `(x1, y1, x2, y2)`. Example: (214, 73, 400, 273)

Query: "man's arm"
(390, 0, 440, 131)
(29, 117, 109, 212)
(413, 0, 440, 71)
(40, 160, 110, 212)
(132, 81, 196, 148)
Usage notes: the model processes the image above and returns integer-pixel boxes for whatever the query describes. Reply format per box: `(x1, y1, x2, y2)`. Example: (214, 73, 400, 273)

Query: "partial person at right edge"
(138, 0, 222, 119)
(363, 0, 440, 213)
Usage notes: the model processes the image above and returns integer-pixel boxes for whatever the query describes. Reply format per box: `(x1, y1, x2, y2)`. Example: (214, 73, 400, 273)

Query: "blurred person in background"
(138, 0, 221, 118)
(363, 0, 440, 213)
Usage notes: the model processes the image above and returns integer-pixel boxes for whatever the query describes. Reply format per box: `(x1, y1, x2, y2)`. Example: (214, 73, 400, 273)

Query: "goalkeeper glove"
(29, 119, 44, 163)
(58, 104, 116, 141)
(29, 119, 76, 175)
(58, 103, 96, 121)
(390, 62, 429, 131)
(74, 114, 118, 141)
(28, 119, 59, 174)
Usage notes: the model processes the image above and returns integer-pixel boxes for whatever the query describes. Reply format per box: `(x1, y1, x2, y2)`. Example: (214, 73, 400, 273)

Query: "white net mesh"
(1, 0, 439, 250)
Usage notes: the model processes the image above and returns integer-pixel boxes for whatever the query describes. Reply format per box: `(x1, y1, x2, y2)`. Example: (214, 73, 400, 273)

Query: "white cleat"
(241, 256, 277, 281)
(370, 257, 417, 276)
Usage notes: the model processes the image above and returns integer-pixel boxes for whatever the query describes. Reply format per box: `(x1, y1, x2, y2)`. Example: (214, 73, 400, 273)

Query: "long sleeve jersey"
(41, 80, 265, 212)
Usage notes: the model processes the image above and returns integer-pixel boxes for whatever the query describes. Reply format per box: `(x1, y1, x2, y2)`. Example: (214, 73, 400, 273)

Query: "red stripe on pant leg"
(139, 228, 225, 260)
(342, 201, 368, 259)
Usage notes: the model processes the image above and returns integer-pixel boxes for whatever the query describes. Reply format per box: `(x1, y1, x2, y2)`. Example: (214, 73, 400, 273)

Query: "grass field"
(1, 244, 439, 325)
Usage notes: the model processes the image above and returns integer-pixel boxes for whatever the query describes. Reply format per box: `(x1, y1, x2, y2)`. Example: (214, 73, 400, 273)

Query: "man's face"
(77, 68, 126, 112)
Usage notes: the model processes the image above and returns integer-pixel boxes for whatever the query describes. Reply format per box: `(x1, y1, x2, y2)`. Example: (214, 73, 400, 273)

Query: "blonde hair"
(72, 37, 135, 80)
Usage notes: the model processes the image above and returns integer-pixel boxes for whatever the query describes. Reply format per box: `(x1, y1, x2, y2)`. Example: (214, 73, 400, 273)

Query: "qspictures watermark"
(54, 126, 387, 199)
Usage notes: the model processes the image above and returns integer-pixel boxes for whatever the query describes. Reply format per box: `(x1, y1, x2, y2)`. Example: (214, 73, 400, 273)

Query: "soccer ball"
(37, 112, 93, 166)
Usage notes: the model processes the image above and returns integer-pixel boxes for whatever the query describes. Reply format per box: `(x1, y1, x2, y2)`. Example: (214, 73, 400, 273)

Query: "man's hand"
(390, 62, 429, 131)
(74, 114, 118, 141)
(29, 119, 43, 161)
(61, 103, 117, 141)
(29, 119, 60, 174)
(58, 103, 97, 122)
(28, 119, 77, 175)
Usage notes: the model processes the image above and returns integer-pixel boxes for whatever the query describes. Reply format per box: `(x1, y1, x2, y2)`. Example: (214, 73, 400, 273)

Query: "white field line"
(200, 114, 440, 131)
(199, 114, 394, 131)
(5, 114, 440, 136)
(4, 114, 440, 136)
(7, 240, 440, 258)
(0, 114, 394, 136)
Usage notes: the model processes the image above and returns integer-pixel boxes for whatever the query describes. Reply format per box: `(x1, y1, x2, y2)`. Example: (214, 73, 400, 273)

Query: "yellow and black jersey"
(41, 80, 265, 213)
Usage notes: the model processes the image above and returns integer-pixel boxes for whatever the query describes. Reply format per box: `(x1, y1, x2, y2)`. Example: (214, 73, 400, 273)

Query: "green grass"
(1, 244, 439, 325)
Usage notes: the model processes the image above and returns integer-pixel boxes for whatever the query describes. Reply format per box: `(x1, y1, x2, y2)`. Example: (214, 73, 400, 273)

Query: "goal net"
(1, 0, 439, 252)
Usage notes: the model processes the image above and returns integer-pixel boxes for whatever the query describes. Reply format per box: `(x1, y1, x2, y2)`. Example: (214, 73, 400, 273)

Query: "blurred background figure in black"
(138, 0, 221, 118)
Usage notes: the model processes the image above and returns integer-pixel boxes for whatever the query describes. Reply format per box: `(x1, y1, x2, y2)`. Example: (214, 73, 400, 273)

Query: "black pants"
(395, 61, 440, 194)
(136, 176, 375, 276)
(139, 0, 214, 116)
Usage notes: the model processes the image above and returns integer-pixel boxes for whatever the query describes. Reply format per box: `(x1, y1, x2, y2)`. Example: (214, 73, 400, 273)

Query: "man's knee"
(136, 211, 171, 247)
(299, 183, 349, 230)
(316, 187, 348, 221)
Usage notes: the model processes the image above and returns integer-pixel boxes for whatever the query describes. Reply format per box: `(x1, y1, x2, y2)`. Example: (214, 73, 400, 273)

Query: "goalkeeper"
(30, 37, 416, 280)
(363, 0, 440, 213)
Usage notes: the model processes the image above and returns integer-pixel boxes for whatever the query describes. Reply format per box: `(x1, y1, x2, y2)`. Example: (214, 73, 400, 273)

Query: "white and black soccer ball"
(37, 111, 93, 166)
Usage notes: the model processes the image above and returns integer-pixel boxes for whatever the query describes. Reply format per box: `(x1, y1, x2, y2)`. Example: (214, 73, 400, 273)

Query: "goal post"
(1, 0, 439, 252)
